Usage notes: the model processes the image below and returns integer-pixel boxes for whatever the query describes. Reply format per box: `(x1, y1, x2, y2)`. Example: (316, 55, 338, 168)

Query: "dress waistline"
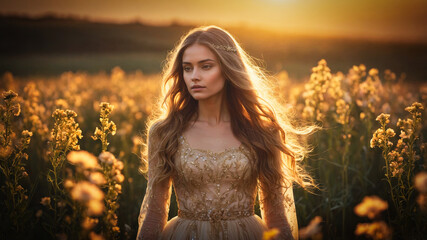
(178, 209, 254, 222)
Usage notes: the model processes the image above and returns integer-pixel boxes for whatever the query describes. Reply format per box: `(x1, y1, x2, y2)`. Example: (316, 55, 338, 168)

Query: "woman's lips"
(191, 86, 205, 90)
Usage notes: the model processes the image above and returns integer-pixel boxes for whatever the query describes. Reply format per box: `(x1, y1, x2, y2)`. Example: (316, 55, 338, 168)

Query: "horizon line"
(2, 11, 426, 45)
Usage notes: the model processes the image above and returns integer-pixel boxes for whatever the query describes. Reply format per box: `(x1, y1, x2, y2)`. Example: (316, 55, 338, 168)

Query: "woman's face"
(182, 43, 226, 101)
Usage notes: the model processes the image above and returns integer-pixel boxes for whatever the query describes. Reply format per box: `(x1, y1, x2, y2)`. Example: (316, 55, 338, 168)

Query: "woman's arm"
(258, 141, 298, 239)
(258, 179, 298, 240)
(258, 177, 298, 240)
(136, 129, 172, 240)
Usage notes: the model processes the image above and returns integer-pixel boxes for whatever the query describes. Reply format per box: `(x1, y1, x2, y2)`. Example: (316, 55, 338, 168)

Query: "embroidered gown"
(137, 135, 298, 240)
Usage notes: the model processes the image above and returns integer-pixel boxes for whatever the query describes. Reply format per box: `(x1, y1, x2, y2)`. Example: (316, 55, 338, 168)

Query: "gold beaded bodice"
(173, 135, 258, 221)
(137, 134, 299, 240)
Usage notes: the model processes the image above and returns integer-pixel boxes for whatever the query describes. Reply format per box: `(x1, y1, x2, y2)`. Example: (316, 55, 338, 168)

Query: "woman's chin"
(191, 94, 206, 101)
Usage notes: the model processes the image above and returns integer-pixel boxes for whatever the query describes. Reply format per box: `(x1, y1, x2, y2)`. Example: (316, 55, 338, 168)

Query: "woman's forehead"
(182, 44, 218, 63)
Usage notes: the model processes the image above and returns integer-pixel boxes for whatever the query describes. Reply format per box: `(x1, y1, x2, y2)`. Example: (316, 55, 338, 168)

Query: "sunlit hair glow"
(141, 25, 318, 200)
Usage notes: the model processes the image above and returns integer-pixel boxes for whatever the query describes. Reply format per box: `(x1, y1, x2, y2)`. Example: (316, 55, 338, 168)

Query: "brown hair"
(141, 25, 317, 200)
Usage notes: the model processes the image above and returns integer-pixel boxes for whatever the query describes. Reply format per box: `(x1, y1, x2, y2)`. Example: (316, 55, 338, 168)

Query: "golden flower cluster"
(66, 150, 106, 218)
(67, 150, 101, 170)
(346, 64, 366, 96)
(98, 151, 124, 186)
(40, 197, 51, 207)
(404, 102, 424, 116)
(369, 101, 425, 237)
(110, 66, 125, 83)
(370, 114, 395, 149)
(354, 196, 391, 240)
(301, 59, 353, 127)
(61, 149, 106, 239)
(51, 109, 82, 150)
(92, 102, 116, 151)
(21, 130, 33, 146)
(0, 69, 161, 238)
(356, 68, 383, 114)
(1, 60, 424, 239)
(63, 149, 107, 238)
(299, 216, 323, 240)
(48, 109, 83, 173)
(335, 98, 350, 125)
(372, 102, 424, 179)
(354, 195, 388, 219)
(355, 221, 392, 240)
(302, 59, 332, 121)
(70, 181, 105, 216)
(383, 69, 396, 83)
(262, 228, 279, 240)
(287, 60, 425, 238)
(387, 149, 403, 177)
(3, 89, 18, 101)
(42, 108, 84, 238)
(98, 151, 124, 236)
(88, 172, 107, 186)
(0, 90, 34, 232)
(398, 102, 423, 142)
(82, 217, 99, 230)
(21, 82, 50, 140)
(1, 90, 21, 146)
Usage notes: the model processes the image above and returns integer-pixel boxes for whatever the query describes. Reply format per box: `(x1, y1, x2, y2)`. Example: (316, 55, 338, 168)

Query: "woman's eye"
(183, 66, 192, 72)
(202, 65, 212, 70)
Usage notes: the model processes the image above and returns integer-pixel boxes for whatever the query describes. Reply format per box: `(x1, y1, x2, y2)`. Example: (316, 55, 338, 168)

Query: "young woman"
(137, 25, 316, 240)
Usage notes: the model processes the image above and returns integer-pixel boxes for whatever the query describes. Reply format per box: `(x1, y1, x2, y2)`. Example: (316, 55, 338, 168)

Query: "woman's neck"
(196, 91, 230, 126)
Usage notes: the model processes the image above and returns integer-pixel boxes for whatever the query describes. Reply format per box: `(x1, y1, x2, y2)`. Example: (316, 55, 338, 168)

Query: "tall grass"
(0, 61, 425, 239)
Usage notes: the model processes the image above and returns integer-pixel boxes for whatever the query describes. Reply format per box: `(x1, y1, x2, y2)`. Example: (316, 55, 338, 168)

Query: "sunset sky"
(1, 0, 427, 43)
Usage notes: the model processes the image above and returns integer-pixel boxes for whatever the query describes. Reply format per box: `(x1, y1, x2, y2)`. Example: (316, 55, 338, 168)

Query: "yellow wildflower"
(299, 216, 323, 239)
(40, 197, 51, 206)
(114, 184, 122, 193)
(86, 199, 104, 216)
(385, 129, 395, 138)
(70, 181, 104, 202)
(262, 228, 279, 240)
(404, 102, 424, 114)
(2, 90, 18, 100)
(55, 99, 69, 109)
(113, 160, 124, 171)
(89, 231, 105, 240)
(376, 113, 390, 125)
(67, 150, 100, 170)
(368, 68, 379, 77)
(354, 196, 388, 219)
(81, 217, 98, 230)
(64, 179, 74, 189)
(98, 151, 116, 165)
(355, 221, 391, 240)
(88, 172, 107, 185)
(114, 174, 125, 183)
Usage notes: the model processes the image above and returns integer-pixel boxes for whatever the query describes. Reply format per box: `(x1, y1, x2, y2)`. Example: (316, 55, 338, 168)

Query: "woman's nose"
(191, 68, 200, 81)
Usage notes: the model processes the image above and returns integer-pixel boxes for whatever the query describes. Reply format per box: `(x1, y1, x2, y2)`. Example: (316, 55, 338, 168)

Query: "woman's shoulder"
(147, 119, 165, 136)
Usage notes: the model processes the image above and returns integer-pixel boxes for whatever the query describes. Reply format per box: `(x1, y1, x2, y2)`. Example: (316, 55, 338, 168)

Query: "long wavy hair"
(141, 25, 317, 200)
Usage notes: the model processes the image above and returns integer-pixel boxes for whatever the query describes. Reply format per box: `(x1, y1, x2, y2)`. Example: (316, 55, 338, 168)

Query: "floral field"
(1, 60, 426, 240)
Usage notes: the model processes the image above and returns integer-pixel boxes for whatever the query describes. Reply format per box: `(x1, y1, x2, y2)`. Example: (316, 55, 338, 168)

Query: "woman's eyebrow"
(182, 59, 216, 65)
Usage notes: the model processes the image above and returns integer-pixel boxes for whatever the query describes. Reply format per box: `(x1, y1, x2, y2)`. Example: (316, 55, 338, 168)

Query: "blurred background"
(1, 1, 427, 240)
(1, 0, 426, 82)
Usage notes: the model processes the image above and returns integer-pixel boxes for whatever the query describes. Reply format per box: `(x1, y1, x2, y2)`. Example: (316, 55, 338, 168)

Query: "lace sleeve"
(258, 174, 298, 240)
(136, 131, 172, 240)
